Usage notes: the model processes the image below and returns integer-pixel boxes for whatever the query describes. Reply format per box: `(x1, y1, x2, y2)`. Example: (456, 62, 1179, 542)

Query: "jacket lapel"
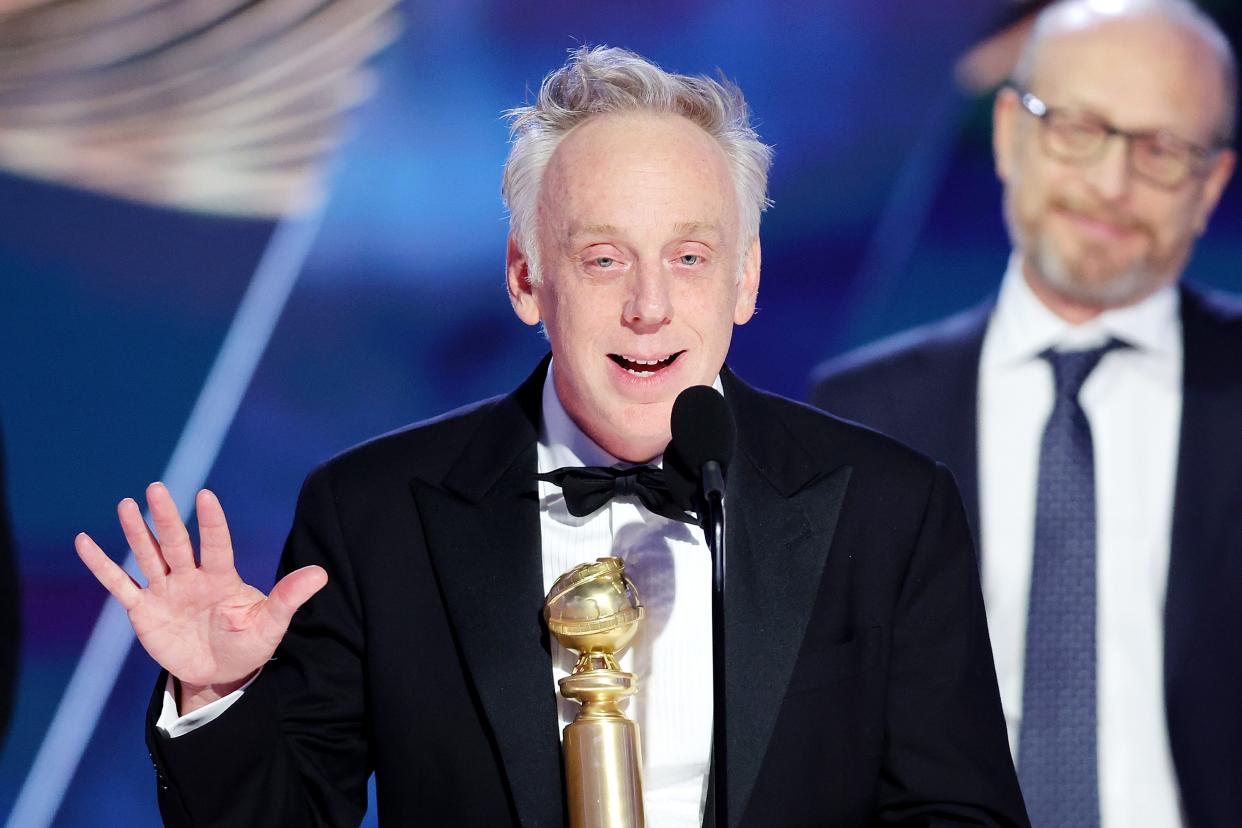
(412, 358, 565, 828)
(718, 372, 852, 825)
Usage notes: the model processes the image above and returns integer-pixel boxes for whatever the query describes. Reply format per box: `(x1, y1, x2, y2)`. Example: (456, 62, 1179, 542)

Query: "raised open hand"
(75, 482, 327, 714)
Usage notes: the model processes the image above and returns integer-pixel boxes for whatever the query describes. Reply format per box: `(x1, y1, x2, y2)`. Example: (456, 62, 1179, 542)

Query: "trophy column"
(544, 557, 646, 828)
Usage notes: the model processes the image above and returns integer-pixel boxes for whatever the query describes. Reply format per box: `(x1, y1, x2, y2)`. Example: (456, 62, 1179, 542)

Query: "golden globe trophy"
(544, 556, 646, 828)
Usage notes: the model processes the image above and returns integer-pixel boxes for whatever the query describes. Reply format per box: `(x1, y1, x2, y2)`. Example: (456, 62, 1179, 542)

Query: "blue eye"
(678, 254, 701, 266)
(594, 257, 616, 268)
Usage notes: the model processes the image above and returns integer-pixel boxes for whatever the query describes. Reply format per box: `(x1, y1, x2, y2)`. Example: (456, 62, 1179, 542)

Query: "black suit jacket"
(809, 283, 1242, 828)
(147, 359, 1028, 827)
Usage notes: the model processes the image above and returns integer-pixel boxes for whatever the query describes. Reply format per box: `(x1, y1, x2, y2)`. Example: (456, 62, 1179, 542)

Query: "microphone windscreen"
(670, 385, 736, 472)
(664, 442, 699, 510)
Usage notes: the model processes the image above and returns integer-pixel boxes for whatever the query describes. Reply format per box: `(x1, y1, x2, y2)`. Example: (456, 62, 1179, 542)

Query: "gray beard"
(1028, 229, 1164, 309)
(1004, 195, 1168, 311)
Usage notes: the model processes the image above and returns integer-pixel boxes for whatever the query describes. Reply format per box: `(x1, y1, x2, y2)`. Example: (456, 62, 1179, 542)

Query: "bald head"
(1013, 0, 1237, 145)
(993, 0, 1238, 322)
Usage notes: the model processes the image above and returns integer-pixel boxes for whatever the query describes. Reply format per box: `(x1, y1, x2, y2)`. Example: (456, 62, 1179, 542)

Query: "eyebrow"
(1055, 96, 1206, 141)
(674, 221, 720, 237)
(567, 224, 619, 240)
(566, 221, 721, 240)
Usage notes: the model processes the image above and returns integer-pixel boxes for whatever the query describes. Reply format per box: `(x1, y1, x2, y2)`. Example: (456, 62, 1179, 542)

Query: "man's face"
(994, 16, 1235, 315)
(507, 111, 760, 462)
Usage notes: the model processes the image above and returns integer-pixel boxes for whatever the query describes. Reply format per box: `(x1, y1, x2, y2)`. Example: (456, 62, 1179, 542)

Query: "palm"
(128, 569, 281, 687)
(76, 483, 327, 691)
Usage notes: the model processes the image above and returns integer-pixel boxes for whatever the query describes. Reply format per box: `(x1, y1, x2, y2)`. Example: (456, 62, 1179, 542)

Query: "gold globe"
(544, 557, 644, 669)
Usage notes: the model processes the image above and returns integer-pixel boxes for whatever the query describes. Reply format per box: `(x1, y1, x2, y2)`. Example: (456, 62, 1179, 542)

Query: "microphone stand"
(699, 460, 727, 828)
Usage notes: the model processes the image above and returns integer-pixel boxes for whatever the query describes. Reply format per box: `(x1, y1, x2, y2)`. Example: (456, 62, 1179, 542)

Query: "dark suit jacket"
(147, 359, 1028, 827)
(809, 283, 1242, 828)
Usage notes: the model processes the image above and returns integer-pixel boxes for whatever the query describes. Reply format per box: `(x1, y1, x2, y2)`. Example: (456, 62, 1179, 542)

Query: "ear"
(733, 237, 762, 325)
(1193, 147, 1236, 235)
(993, 87, 1020, 184)
(506, 234, 542, 326)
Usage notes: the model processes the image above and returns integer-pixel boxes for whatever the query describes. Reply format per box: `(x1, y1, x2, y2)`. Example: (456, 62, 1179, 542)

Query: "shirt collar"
(537, 359, 725, 473)
(539, 361, 621, 472)
(984, 251, 1180, 368)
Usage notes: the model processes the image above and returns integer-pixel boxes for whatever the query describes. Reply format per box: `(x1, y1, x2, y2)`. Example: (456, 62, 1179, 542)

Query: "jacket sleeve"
(146, 464, 371, 827)
(876, 463, 1030, 827)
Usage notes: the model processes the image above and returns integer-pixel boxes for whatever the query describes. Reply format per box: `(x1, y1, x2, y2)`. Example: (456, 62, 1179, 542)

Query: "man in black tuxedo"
(78, 46, 1027, 826)
(811, 2, 1240, 826)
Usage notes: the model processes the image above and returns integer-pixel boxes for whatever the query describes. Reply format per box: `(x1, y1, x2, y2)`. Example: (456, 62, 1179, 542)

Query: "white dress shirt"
(538, 363, 714, 827)
(158, 362, 716, 826)
(978, 255, 1184, 828)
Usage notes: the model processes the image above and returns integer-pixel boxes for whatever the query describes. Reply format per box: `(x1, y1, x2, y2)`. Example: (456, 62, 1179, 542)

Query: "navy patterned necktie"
(1018, 338, 1127, 828)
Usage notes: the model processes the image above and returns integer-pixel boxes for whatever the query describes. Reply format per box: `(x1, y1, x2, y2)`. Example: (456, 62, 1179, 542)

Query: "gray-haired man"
(80, 46, 1028, 826)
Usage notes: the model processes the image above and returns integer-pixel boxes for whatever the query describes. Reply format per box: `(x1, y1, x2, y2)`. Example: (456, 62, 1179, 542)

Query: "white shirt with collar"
(538, 362, 715, 827)
(978, 254, 1184, 828)
(158, 362, 717, 826)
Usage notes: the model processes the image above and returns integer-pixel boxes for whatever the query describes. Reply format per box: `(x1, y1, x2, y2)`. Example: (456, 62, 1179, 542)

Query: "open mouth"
(608, 351, 685, 377)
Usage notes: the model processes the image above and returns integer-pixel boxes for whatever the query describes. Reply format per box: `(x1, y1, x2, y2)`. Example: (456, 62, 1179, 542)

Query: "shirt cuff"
(154, 669, 261, 739)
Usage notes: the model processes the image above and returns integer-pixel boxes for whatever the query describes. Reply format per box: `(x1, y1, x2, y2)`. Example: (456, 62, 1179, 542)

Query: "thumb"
(263, 565, 329, 631)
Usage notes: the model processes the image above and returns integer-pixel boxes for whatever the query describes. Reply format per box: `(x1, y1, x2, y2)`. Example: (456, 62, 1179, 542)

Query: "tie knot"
(613, 469, 641, 498)
(1041, 338, 1129, 402)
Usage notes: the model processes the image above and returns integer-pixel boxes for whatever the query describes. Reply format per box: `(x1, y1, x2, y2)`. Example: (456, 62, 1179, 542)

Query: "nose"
(623, 261, 673, 330)
(1085, 133, 1133, 202)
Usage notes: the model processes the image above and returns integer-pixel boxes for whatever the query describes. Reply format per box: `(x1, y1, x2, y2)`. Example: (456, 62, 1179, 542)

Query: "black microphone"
(667, 384, 734, 827)
(667, 385, 736, 514)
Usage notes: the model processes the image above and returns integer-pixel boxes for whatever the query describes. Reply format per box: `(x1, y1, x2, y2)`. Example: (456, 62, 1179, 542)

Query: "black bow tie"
(536, 465, 695, 524)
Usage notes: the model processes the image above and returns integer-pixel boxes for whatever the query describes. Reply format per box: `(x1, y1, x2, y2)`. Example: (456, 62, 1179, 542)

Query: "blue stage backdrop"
(1, 2, 1240, 825)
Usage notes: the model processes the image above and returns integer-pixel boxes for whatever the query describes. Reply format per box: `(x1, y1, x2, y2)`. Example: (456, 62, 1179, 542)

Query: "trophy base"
(562, 677, 645, 828)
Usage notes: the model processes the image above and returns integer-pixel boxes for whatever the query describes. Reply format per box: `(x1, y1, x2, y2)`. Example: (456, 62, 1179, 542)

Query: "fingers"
(118, 497, 168, 587)
(146, 482, 196, 572)
(263, 565, 329, 636)
(75, 532, 142, 610)
(196, 489, 235, 574)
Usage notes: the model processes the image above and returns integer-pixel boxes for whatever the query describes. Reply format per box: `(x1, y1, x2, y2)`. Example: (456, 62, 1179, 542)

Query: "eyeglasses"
(1015, 89, 1223, 190)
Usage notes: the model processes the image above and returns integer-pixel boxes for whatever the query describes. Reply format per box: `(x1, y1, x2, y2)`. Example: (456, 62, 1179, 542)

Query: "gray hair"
(1011, 0, 1237, 145)
(501, 45, 774, 284)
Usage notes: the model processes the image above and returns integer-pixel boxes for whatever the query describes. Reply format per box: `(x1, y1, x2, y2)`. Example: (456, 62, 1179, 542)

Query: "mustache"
(1053, 197, 1148, 234)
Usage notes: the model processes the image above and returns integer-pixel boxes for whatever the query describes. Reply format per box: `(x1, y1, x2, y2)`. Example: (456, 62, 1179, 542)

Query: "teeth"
(611, 352, 681, 377)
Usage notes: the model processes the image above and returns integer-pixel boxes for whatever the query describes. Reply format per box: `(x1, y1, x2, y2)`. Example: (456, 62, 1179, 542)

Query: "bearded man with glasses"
(811, 1, 1242, 826)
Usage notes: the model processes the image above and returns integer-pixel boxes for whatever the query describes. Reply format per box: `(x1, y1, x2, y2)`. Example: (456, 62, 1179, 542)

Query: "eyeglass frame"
(1011, 87, 1228, 190)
